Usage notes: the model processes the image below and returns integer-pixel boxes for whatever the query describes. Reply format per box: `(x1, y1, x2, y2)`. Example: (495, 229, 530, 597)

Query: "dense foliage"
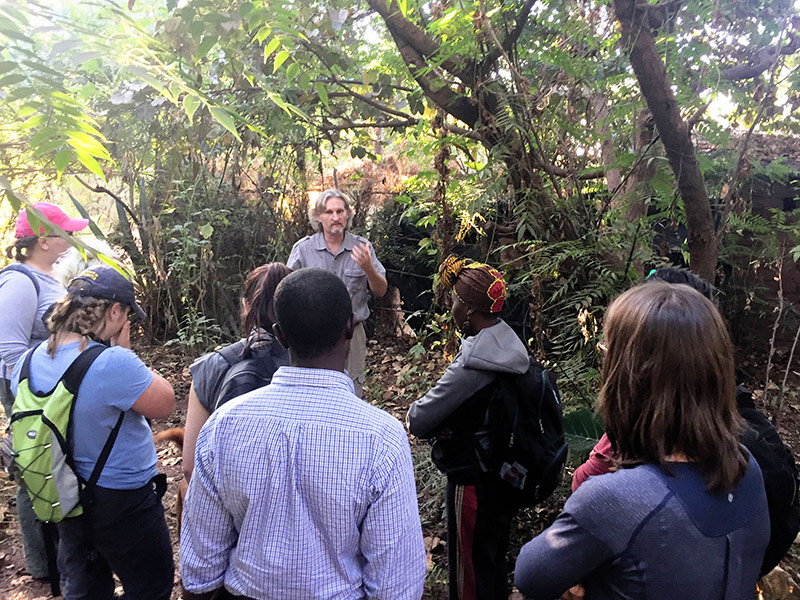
(1, 0, 798, 407)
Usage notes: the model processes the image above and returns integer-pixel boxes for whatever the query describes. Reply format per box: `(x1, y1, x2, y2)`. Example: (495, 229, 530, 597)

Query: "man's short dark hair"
(274, 268, 353, 359)
(647, 267, 716, 303)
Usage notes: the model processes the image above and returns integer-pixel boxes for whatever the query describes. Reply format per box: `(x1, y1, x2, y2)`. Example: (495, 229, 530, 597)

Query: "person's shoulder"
(351, 398, 408, 443)
(291, 235, 314, 248)
(568, 465, 670, 519)
(0, 264, 38, 290)
(94, 344, 145, 369)
(347, 232, 371, 246)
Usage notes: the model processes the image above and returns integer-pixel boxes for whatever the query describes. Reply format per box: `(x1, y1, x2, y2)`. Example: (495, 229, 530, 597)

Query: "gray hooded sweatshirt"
(408, 319, 529, 439)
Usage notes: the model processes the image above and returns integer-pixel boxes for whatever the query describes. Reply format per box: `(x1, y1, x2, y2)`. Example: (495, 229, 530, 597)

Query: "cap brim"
(63, 217, 89, 232)
(130, 301, 147, 321)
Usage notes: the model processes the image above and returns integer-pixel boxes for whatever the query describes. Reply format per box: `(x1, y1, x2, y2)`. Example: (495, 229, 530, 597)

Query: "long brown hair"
(597, 281, 747, 492)
(241, 263, 292, 349)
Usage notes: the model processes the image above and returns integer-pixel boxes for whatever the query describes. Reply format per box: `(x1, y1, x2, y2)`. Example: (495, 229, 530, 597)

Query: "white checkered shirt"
(180, 366, 426, 599)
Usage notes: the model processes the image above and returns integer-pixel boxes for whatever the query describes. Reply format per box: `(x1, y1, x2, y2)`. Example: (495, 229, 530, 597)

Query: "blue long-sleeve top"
(515, 455, 769, 600)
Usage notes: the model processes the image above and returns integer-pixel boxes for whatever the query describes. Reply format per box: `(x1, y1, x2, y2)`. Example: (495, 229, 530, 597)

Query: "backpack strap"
(61, 344, 107, 394)
(216, 340, 249, 366)
(86, 410, 125, 488)
(1, 264, 40, 298)
(18, 347, 36, 385)
(59, 345, 124, 489)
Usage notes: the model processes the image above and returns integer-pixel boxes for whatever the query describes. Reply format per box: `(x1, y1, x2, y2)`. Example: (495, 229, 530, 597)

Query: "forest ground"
(1, 319, 800, 599)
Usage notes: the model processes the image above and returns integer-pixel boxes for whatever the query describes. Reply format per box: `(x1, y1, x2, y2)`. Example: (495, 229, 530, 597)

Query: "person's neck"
(324, 230, 345, 253)
(291, 355, 346, 372)
(23, 255, 55, 276)
(665, 452, 691, 462)
(471, 316, 500, 335)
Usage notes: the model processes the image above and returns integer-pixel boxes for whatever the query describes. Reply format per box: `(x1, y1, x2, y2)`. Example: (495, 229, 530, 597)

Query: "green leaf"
(196, 35, 218, 59)
(32, 139, 65, 157)
(0, 73, 26, 88)
(315, 81, 328, 107)
(285, 61, 300, 82)
(273, 49, 290, 72)
(254, 25, 271, 45)
(263, 37, 280, 62)
(68, 192, 106, 240)
(66, 133, 112, 161)
(562, 408, 605, 463)
(299, 71, 312, 92)
(73, 150, 106, 181)
(183, 94, 202, 123)
(0, 61, 17, 75)
(126, 65, 171, 100)
(51, 39, 82, 55)
(199, 223, 214, 239)
(54, 149, 72, 178)
(208, 105, 241, 141)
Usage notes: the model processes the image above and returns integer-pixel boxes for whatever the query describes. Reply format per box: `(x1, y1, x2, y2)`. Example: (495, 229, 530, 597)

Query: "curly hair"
(45, 295, 112, 357)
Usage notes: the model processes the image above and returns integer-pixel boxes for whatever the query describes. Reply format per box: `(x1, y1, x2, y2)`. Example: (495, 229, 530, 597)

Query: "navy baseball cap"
(68, 266, 147, 320)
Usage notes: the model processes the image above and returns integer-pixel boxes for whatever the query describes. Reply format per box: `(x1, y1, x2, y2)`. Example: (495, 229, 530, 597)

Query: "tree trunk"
(613, 0, 718, 281)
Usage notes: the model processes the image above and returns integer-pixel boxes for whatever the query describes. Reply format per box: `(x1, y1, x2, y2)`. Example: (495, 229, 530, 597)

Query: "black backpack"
(737, 386, 800, 576)
(478, 357, 568, 507)
(213, 339, 287, 411)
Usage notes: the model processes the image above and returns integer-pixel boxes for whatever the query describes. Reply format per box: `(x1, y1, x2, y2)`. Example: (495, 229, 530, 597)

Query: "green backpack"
(10, 344, 124, 523)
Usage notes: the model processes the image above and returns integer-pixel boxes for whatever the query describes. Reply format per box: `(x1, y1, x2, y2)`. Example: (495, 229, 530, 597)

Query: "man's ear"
(344, 315, 355, 341)
(272, 323, 289, 349)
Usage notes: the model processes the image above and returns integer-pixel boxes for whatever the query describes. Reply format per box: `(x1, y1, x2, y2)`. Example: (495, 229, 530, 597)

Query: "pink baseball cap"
(15, 202, 89, 238)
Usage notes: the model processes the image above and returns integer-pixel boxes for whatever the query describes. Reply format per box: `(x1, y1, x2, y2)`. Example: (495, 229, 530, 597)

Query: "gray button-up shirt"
(287, 232, 386, 323)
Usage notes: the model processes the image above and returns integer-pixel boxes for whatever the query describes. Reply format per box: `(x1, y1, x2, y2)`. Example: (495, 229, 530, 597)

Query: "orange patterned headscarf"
(439, 255, 506, 314)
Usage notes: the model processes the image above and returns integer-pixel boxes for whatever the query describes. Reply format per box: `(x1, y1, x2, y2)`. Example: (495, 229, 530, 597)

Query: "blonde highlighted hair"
(308, 189, 353, 232)
(45, 295, 112, 357)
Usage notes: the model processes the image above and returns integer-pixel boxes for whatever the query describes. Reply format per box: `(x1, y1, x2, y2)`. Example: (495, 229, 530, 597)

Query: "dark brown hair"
(6, 235, 38, 262)
(241, 263, 292, 349)
(597, 281, 747, 492)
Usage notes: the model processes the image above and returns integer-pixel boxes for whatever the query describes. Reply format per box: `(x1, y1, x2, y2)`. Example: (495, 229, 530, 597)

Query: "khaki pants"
(347, 322, 367, 397)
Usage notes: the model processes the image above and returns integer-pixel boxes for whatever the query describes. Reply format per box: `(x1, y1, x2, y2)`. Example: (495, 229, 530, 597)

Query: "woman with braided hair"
(11, 266, 175, 600)
(408, 255, 530, 600)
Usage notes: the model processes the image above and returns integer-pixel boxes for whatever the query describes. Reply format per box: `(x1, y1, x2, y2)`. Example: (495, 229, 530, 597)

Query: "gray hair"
(308, 189, 354, 232)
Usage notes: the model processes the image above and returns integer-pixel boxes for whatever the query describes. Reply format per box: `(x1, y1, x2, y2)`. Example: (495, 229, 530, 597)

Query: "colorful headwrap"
(439, 255, 506, 314)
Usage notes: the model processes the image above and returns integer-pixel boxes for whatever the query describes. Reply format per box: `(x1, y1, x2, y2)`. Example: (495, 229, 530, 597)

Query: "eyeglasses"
(46, 231, 74, 238)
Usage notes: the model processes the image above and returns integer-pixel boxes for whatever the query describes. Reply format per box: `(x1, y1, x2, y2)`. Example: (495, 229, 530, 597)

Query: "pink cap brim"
(62, 217, 90, 232)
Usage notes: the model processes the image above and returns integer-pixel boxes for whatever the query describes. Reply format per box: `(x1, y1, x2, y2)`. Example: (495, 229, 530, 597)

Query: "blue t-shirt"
(11, 340, 156, 489)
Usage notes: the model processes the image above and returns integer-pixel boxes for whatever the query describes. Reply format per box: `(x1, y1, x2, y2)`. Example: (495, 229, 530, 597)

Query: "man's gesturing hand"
(351, 242, 373, 272)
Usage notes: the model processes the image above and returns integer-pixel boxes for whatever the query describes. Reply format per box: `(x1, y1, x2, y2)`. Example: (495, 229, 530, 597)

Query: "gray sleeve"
(189, 352, 231, 412)
(0, 272, 39, 376)
(368, 241, 386, 277)
(287, 240, 304, 270)
(406, 352, 494, 438)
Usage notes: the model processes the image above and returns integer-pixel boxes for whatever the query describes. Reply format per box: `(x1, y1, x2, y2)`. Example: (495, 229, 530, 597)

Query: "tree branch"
(320, 119, 419, 130)
(479, 0, 537, 74)
(721, 33, 800, 81)
(75, 176, 142, 228)
(365, 0, 473, 81)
